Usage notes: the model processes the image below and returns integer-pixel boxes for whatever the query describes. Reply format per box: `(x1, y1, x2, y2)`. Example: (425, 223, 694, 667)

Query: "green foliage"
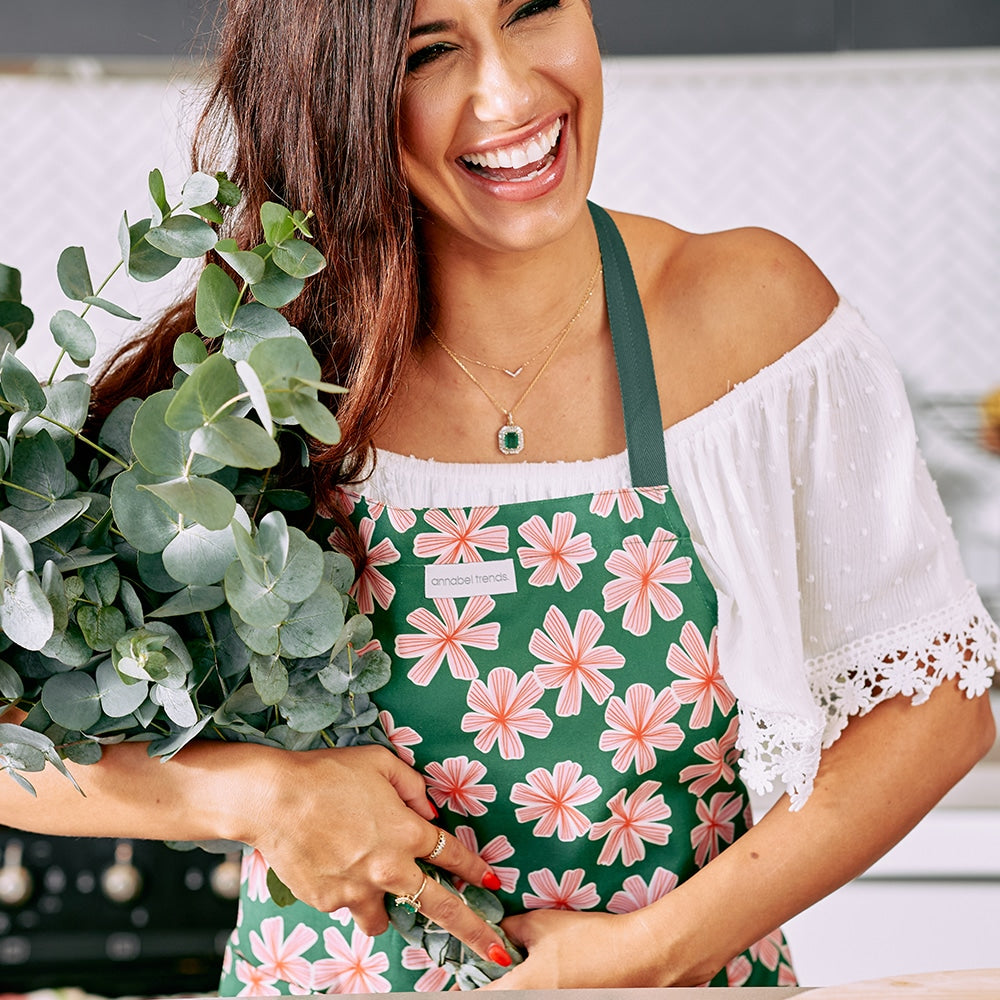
(0, 169, 510, 985)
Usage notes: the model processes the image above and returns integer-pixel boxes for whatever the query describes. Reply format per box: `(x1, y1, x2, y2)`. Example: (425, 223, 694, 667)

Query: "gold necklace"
(429, 260, 602, 455)
(442, 326, 571, 379)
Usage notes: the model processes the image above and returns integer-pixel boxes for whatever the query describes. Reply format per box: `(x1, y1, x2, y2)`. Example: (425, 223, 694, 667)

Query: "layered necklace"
(428, 259, 603, 455)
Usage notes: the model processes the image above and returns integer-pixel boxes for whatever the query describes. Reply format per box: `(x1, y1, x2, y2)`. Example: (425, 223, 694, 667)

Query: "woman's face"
(399, 0, 603, 255)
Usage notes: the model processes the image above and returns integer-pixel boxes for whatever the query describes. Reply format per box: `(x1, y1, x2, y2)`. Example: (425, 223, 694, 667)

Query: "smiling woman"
(1, 0, 997, 994)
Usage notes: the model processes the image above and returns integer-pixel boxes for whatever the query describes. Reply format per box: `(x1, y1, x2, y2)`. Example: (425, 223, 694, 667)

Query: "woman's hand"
(240, 744, 512, 966)
(477, 909, 665, 990)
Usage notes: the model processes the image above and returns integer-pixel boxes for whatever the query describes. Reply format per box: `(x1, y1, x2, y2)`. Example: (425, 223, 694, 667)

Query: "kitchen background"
(0, 0, 998, 993)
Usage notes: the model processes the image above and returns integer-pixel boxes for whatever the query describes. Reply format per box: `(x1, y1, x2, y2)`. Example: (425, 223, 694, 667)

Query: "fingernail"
(428, 801, 439, 819)
(488, 943, 512, 967)
(482, 871, 502, 891)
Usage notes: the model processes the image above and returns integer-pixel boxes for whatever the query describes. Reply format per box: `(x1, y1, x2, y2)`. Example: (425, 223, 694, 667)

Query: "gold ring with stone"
(423, 830, 447, 862)
(394, 874, 429, 914)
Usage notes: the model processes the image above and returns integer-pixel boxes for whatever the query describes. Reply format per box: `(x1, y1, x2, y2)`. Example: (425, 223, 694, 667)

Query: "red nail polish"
(428, 801, 439, 819)
(488, 943, 512, 968)
(482, 871, 502, 891)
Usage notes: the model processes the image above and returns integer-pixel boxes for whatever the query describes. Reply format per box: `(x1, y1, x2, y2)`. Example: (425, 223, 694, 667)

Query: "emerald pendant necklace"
(428, 260, 602, 456)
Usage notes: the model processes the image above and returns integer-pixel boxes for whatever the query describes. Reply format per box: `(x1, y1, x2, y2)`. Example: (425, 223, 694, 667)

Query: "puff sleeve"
(665, 301, 998, 808)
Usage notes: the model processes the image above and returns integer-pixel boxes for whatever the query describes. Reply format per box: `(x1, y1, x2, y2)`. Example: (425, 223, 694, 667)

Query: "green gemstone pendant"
(498, 416, 524, 455)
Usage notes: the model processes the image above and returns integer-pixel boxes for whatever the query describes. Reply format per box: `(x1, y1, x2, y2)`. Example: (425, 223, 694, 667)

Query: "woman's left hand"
(476, 908, 666, 990)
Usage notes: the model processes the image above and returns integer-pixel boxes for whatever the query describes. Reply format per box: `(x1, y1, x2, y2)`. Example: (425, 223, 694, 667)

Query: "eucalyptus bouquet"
(0, 170, 515, 988)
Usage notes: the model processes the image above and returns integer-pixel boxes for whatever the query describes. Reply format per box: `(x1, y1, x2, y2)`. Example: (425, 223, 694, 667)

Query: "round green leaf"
(181, 171, 220, 212)
(250, 652, 288, 706)
(0, 498, 88, 542)
(221, 303, 291, 362)
(278, 582, 344, 658)
(127, 218, 181, 283)
(278, 675, 341, 733)
(131, 390, 222, 478)
(98, 396, 141, 465)
(140, 476, 236, 531)
(1, 571, 55, 650)
(271, 239, 326, 279)
(215, 240, 266, 285)
(56, 246, 94, 302)
(0, 659, 24, 699)
(260, 202, 295, 247)
(215, 175, 242, 207)
(0, 264, 22, 302)
(162, 518, 239, 586)
(145, 215, 218, 259)
(109, 466, 181, 554)
(150, 684, 198, 728)
(272, 528, 324, 603)
(173, 331, 209, 372)
(195, 263, 240, 340)
(0, 302, 34, 345)
(288, 391, 342, 444)
(146, 585, 225, 617)
(165, 352, 241, 431)
(50, 311, 97, 364)
(190, 416, 280, 470)
(96, 659, 149, 718)
(249, 250, 304, 308)
(224, 562, 289, 628)
(77, 605, 126, 652)
(7, 430, 67, 511)
(40, 622, 93, 667)
(25, 379, 92, 444)
(41, 671, 102, 731)
(148, 168, 170, 216)
(1, 350, 47, 414)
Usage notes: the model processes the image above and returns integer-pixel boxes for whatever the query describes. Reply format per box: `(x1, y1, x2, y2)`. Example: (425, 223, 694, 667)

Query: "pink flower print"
(777, 961, 798, 986)
(234, 958, 281, 996)
(331, 517, 398, 614)
(691, 791, 743, 867)
(516, 511, 596, 590)
(366, 499, 418, 534)
(461, 666, 553, 759)
(425, 756, 497, 817)
(679, 715, 740, 796)
(726, 955, 753, 988)
(599, 683, 685, 774)
(603, 527, 691, 636)
(243, 847, 271, 902)
(746, 932, 780, 971)
(522, 868, 601, 911)
(413, 506, 509, 564)
(247, 915, 318, 990)
(510, 760, 601, 841)
(329, 907, 351, 925)
(589, 780, 673, 867)
(454, 825, 520, 893)
(606, 866, 679, 914)
(394, 595, 500, 686)
(319, 486, 358, 520)
(311, 925, 391, 994)
(402, 946, 455, 992)
(667, 622, 736, 728)
(529, 606, 625, 716)
(378, 710, 422, 766)
(590, 487, 667, 523)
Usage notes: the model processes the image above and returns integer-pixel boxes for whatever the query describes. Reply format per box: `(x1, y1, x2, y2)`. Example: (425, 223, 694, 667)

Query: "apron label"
(425, 559, 518, 599)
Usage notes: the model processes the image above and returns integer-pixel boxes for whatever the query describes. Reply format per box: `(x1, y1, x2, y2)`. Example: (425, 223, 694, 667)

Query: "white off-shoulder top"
(355, 300, 998, 808)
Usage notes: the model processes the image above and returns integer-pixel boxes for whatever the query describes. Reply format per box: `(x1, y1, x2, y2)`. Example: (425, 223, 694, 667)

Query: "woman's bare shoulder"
(609, 210, 839, 401)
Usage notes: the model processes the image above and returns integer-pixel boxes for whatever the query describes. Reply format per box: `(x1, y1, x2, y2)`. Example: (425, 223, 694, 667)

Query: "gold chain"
(428, 259, 603, 455)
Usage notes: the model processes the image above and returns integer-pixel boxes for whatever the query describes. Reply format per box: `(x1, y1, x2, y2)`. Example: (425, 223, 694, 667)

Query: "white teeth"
(462, 118, 562, 173)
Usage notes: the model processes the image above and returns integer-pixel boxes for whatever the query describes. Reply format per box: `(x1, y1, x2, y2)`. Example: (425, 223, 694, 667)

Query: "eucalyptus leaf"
(248, 250, 304, 309)
(278, 582, 344, 659)
(81, 296, 140, 321)
(96, 659, 148, 718)
(41, 671, 102, 731)
(224, 561, 289, 629)
(215, 239, 266, 285)
(109, 466, 181, 554)
(0, 498, 88, 543)
(235, 359, 273, 437)
(0, 302, 34, 346)
(140, 476, 236, 531)
(1, 349, 47, 414)
(250, 652, 288, 705)
(145, 215, 218, 259)
(98, 396, 141, 465)
(0, 659, 24, 699)
(41, 561, 69, 632)
(351, 649, 391, 694)
(279, 675, 342, 733)
(40, 623, 93, 667)
(260, 202, 296, 247)
(265, 867, 297, 908)
(0, 265, 22, 302)
(271, 239, 326, 279)
(234, 617, 279, 656)
(164, 352, 241, 431)
(130, 390, 222, 478)
(56, 246, 94, 301)
(287, 391, 342, 444)
(80, 561, 119, 605)
(215, 174, 241, 207)
(272, 528, 324, 603)
(126, 218, 181, 283)
(180, 171, 220, 212)
(0, 521, 36, 580)
(147, 714, 212, 761)
(150, 684, 199, 728)
(1, 571, 55, 650)
(146, 586, 225, 618)
(191, 416, 280, 469)
(25, 379, 92, 448)
(192, 202, 224, 225)
(221, 303, 291, 363)
(173, 331, 208, 373)
(195, 263, 240, 341)
(148, 168, 170, 216)
(162, 518, 239, 586)
(77, 605, 126, 653)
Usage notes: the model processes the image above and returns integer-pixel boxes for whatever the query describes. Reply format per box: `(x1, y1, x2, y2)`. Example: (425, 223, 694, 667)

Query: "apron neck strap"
(588, 201, 670, 488)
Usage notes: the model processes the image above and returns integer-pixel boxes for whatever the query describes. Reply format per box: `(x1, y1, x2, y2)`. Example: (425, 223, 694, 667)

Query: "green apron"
(219, 205, 796, 993)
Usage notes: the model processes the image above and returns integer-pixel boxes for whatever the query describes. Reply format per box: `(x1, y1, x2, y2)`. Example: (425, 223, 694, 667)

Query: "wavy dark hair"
(92, 0, 420, 560)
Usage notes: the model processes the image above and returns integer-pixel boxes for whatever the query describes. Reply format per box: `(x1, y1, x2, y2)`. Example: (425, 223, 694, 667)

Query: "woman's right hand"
(237, 743, 511, 967)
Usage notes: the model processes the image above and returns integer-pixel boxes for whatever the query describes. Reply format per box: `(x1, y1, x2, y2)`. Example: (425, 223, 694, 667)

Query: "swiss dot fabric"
(362, 301, 998, 807)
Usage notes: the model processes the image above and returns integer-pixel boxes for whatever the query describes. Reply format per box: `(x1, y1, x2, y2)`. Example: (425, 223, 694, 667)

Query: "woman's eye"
(509, 0, 562, 23)
(406, 42, 454, 73)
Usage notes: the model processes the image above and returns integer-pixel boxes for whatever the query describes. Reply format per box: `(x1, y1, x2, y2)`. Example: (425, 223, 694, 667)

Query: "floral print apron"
(219, 205, 796, 993)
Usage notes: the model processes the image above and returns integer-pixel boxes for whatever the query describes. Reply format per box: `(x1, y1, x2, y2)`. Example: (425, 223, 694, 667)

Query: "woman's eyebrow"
(410, 0, 520, 38)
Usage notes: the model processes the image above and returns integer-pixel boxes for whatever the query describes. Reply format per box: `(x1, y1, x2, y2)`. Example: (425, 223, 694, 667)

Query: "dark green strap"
(588, 201, 669, 488)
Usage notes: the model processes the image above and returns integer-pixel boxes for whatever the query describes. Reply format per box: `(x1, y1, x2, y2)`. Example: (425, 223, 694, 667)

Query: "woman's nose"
(470, 48, 539, 124)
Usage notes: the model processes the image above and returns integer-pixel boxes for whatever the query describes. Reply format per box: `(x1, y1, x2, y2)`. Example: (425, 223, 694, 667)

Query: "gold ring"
(423, 830, 447, 862)
(394, 874, 428, 914)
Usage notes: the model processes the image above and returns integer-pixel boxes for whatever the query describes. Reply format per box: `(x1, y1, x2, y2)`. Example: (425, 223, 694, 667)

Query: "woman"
(5, 0, 997, 991)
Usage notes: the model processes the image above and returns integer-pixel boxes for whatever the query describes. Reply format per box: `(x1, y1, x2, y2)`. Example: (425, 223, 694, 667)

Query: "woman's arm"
(0, 708, 511, 962)
(480, 679, 995, 989)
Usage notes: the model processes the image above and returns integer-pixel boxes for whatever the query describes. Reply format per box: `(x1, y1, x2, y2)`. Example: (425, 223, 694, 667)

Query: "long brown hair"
(93, 0, 420, 543)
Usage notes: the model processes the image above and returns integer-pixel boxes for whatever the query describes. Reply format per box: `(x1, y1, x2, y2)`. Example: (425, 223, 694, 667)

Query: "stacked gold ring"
(423, 830, 447, 862)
